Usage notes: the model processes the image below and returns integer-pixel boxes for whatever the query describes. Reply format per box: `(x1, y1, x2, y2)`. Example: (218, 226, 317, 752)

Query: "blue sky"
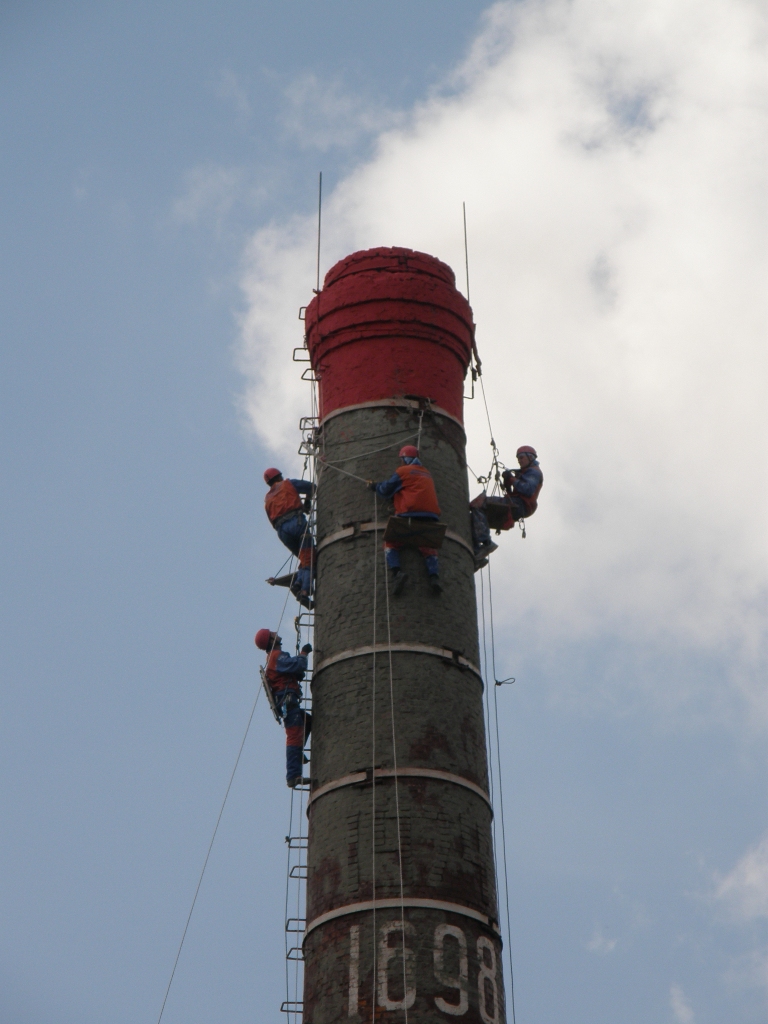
(1, 2, 766, 1023)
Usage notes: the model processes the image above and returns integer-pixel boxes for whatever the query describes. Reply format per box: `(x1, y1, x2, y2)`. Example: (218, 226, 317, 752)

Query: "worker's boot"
(391, 568, 408, 595)
(474, 541, 498, 564)
(429, 574, 443, 594)
(297, 591, 314, 610)
(287, 776, 311, 788)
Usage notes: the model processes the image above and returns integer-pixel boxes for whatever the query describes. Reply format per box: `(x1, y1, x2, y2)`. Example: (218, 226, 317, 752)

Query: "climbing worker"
(366, 445, 443, 595)
(255, 629, 313, 788)
(263, 468, 316, 608)
(470, 446, 543, 567)
(503, 445, 544, 519)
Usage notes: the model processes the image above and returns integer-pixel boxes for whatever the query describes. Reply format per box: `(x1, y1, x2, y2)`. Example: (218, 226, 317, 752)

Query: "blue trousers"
(384, 513, 439, 575)
(385, 545, 439, 575)
(275, 690, 312, 780)
(470, 508, 492, 553)
(276, 513, 315, 594)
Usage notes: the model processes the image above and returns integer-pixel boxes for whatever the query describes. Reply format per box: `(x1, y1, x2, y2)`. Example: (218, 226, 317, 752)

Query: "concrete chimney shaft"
(303, 248, 506, 1023)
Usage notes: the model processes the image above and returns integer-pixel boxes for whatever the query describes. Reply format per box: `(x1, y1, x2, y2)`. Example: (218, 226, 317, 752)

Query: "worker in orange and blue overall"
(255, 629, 312, 788)
(263, 468, 316, 607)
(367, 445, 443, 595)
(471, 445, 544, 566)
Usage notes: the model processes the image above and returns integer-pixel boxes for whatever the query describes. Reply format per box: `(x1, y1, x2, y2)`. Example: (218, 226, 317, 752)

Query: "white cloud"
(171, 162, 249, 227)
(215, 69, 252, 123)
(670, 984, 695, 1023)
(716, 832, 768, 922)
(237, 0, 767, 721)
(723, 946, 768, 995)
(586, 926, 617, 954)
(280, 73, 400, 150)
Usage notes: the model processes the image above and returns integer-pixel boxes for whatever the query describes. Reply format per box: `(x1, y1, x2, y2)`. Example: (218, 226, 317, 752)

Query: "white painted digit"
(348, 924, 359, 1017)
(433, 923, 468, 1015)
(377, 920, 416, 1011)
(476, 936, 499, 1024)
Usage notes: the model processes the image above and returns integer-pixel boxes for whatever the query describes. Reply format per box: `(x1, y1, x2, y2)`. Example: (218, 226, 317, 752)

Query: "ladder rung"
(290, 864, 308, 878)
(286, 918, 306, 932)
(286, 946, 304, 960)
(285, 836, 308, 847)
(281, 1001, 303, 1012)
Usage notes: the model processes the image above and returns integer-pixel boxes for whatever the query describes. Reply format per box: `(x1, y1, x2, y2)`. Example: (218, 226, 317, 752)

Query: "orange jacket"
(393, 464, 441, 516)
(265, 479, 303, 524)
(265, 647, 305, 694)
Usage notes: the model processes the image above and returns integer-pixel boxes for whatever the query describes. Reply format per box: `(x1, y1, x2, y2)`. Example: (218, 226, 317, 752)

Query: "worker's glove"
(502, 469, 515, 486)
(366, 480, 376, 491)
(302, 498, 312, 512)
(301, 643, 313, 655)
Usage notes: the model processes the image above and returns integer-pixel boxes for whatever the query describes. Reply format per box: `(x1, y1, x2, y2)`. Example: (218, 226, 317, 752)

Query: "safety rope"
(158, 431, 313, 1023)
(155, 686, 262, 1024)
(478, 569, 500, 904)
(284, 781, 297, 1013)
(270, 551, 293, 580)
(328, 426, 422, 448)
(381, 500, 410, 1023)
(321, 430, 421, 465)
(317, 460, 368, 484)
(482, 561, 517, 1024)
(370, 491, 378, 1024)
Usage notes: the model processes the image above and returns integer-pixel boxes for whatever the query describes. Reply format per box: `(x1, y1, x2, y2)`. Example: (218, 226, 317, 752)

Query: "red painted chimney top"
(305, 247, 474, 424)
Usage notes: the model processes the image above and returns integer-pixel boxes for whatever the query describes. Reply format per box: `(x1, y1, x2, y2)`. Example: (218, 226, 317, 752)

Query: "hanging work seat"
(382, 516, 447, 548)
(476, 495, 514, 532)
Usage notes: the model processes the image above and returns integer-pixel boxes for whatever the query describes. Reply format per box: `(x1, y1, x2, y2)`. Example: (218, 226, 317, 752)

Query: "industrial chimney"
(302, 247, 505, 1023)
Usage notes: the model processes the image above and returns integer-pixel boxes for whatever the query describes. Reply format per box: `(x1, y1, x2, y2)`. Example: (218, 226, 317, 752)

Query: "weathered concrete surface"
(303, 403, 506, 1023)
(304, 910, 506, 1024)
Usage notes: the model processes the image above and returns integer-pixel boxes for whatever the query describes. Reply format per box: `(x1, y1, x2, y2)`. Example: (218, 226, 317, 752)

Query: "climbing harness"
(260, 666, 284, 724)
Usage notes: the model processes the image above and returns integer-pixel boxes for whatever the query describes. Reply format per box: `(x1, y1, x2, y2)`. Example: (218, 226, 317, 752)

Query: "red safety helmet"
(263, 467, 282, 485)
(399, 445, 419, 459)
(254, 629, 276, 650)
(516, 446, 537, 458)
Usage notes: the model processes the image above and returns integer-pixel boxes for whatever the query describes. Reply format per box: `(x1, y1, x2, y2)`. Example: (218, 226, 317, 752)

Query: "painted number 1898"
(347, 922, 500, 1021)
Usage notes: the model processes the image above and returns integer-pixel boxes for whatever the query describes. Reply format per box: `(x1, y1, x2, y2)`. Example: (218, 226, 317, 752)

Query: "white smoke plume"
(716, 832, 768, 922)
(238, 0, 767, 723)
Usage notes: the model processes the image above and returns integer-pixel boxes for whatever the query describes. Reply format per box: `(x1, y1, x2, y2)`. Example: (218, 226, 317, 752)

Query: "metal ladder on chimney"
(281, 610, 314, 1022)
(281, 411, 317, 1021)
